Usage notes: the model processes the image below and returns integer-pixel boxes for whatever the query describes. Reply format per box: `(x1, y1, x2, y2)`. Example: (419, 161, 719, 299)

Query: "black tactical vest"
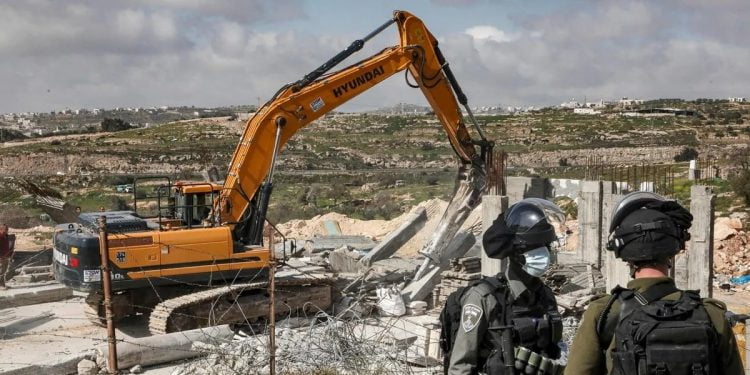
(606, 288, 719, 375)
(440, 276, 562, 375)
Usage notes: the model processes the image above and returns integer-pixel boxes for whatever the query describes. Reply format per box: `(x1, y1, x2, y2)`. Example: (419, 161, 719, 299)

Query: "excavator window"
(174, 191, 214, 228)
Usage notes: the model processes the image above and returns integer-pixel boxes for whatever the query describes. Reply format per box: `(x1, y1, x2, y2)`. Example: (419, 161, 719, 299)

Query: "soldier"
(0, 224, 16, 289)
(565, 192, 743, 375)
(445, 198, 565, 375)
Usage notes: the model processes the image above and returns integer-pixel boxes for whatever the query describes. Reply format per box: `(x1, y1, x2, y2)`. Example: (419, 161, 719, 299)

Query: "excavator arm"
(217, 11, 492, 250)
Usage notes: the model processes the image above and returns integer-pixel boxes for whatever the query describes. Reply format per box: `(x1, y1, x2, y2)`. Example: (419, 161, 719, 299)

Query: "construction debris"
(360, 207, 427, 266)
(171, 313, 440, 375)
(544, 263, 605, 315)
(402, 230, 476, 303)
(12, 265, 54, 284)
(0, 283, 74, 308)
(432, 256, 482, 307)
(98, 325, 236, 370)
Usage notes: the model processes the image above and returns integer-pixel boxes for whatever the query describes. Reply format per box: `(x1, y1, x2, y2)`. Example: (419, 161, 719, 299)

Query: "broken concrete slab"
(302, 235, 376, 255)
(329, 245, 366, 273)
(18, 265, 52, 275)
(401, 231, 475, 303)
(99, 325, 235, 370)
(12, 273, 54, 284)
(0, 350, 96, 375)
(360, 207, 427, 267)
(0, 311, 54, 339)
(0, 283, 74, 307)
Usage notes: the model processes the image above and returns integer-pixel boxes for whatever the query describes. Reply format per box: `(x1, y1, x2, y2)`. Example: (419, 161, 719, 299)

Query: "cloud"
(434, 1, 750, 106)
(1, 1, 749, 113)
(465, 26, 515, 43)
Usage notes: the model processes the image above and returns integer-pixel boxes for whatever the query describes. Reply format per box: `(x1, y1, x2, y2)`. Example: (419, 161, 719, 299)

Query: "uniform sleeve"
(448, 290, 492, 375)
(564, 299, 607, 375)
(702, 299, 744, 375)
(717, 318, 744, 375)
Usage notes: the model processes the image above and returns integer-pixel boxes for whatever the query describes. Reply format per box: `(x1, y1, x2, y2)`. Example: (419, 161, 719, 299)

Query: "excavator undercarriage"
(84, 274, 333, 335)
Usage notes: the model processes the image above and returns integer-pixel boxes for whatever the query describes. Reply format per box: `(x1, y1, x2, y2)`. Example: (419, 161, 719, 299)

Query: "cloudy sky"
(2, 0, 749, 113)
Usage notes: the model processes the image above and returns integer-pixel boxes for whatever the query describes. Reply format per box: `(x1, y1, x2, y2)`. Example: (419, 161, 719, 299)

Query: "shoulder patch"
(461, 303, 483, 332)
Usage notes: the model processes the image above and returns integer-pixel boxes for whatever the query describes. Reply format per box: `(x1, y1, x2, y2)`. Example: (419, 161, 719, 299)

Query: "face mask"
(522, 246, 551, 277)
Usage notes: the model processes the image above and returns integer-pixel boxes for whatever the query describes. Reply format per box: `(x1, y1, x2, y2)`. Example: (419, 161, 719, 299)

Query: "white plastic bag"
(376, 285, 406, 317)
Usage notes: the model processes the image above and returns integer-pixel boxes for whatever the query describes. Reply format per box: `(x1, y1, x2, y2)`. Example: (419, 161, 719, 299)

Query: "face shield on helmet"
(483, 198, 567, 260)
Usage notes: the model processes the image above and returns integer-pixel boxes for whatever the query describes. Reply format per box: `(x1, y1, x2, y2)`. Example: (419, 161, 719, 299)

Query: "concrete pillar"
(603, 192, 630, 292)
(600, 182, 617, 275)
(102, 325, 235, 369)
(688, 185, 715, 297)
(505, 177, 529, 205)
(578, 181, 603, 266)
(359, 207, 427, 266)
(481, 195, 508, 277)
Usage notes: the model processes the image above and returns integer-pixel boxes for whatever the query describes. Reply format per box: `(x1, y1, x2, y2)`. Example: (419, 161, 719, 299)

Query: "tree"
(100, 118, 131, 132)
(674, 147, 699, 162)
(731, 169, 750, 205)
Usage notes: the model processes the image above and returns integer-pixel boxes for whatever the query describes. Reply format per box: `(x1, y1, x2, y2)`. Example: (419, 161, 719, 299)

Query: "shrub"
(100, 118, 132, 132)
(674, 147, 699, 162)
(730, 169, 750, 205)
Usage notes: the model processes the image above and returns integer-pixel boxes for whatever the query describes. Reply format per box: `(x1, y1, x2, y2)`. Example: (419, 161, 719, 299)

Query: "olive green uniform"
(565, 277, 744, 375)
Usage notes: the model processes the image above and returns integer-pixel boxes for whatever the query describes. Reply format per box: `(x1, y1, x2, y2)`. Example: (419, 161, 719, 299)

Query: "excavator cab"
(171, 182, 221, 228)
(130, 177, 221, 229)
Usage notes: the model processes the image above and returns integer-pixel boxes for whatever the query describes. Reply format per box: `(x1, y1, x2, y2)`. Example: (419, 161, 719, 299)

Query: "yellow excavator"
(52, 10, 492, 334)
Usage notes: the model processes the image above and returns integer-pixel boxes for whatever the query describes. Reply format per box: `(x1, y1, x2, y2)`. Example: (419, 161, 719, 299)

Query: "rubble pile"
(12, 265, 54, 284)
(544, 263, 605, 315)
(171, 315, 435, 375)
(714, 217, 750, 277)
(432, 257, 481, 307)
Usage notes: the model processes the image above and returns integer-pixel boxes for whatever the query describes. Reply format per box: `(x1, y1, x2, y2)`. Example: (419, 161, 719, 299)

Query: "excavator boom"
(217, 11, 491, 251)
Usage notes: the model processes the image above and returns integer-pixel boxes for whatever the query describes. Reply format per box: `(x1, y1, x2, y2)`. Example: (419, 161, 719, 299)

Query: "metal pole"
(268, 229, 277, 375)
(98, 216, 118, 374)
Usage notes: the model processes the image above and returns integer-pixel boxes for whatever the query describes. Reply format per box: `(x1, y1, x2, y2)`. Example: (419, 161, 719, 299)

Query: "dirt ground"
(8, 225, 53, 251)
(0, 293, 184, 374)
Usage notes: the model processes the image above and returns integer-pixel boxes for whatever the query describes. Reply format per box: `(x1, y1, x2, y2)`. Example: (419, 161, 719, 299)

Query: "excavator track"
(84, 291, 138, 326)
(148, 275, 333, 335)
(84, 292, 106, 327)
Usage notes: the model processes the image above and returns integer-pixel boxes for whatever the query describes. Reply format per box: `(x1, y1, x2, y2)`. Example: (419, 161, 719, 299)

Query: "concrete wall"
(549, 178, 582, 200)
(506, 176, 552, 204)
(568, 181, 716, 295)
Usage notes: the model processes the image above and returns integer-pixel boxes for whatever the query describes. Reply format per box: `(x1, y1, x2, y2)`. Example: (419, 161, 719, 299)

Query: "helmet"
(606, 192, 692, 262)
(483, 198, 566, 259)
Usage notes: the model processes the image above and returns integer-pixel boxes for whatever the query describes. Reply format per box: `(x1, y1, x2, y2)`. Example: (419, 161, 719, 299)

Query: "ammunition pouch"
(513, 346, 565, 375)
(512, 311, 562, 350)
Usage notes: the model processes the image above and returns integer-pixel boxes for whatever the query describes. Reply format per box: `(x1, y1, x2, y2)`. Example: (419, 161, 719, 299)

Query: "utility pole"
(98, 216, 119, 374)
(268, 229, 277, 375)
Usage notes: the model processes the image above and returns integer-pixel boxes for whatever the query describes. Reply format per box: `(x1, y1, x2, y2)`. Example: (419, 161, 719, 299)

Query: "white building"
(618, 97, 644, 106)
(729, 97, 746, 103)
(560, 100, 581, 109)
(574, 108, 601, 115)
